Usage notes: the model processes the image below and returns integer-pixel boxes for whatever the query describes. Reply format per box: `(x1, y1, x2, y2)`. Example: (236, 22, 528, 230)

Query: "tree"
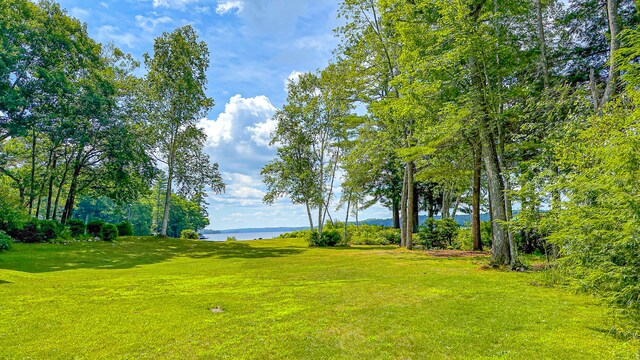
(262, 71, 350, 235)
(144, 26, 224, 237)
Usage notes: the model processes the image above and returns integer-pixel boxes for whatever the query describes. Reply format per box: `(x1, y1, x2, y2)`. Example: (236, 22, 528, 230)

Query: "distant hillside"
(207, 214, 493, 233)
(360, 214, 491, 227)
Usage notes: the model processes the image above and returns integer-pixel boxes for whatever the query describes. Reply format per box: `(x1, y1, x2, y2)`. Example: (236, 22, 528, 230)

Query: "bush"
(417, 218, 460, 249)
(117, 222, 134, 237)
(67, 218, 86, 237)
(9, 219, 41, 243)
(87, 220, 105, 237)
(0, 230, 13, 251)
(180, 229, 200, 239)
(226, 236, 237, 242)
(38, 219, 63, 242)
(308, 229, 341, 247)
(99, 223, 118, 241)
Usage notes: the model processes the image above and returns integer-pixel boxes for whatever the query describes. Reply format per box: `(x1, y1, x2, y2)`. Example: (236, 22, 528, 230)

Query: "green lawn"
(0, 237, 637, 359)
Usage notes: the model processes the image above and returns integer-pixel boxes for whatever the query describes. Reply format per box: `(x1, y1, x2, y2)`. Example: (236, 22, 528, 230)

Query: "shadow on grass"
(0, 237, 305, 274)
(0, 280, 12, 285)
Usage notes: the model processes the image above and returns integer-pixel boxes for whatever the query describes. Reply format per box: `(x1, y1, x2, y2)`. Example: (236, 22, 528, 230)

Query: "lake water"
(202, 231, 287, 242)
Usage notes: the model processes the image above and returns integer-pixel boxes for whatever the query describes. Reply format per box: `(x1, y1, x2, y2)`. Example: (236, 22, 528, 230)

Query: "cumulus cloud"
(199, 94, 276, 148)
(96, 25, 137, 49)
(216, 0, 244, 14)
(247, 118, 277, 147)
(135, 14, 173, 32)
(284, 70, 304, 91)
(152, 0, 199, 9)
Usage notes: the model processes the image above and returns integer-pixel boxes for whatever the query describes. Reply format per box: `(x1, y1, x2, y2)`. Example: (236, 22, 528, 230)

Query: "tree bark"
(599, 0, 619, 107)
(160, 150, 175, 237)
(412, 182, 419, 233)
(305, 201, 315, 232)
(535, 0, 550, 88)
(392, 198, 400, 229)
(406, 161, 414, 250)
(480, 124, 510, 264)
(472, 144, 483, 251)
(400, 166, 408, 247)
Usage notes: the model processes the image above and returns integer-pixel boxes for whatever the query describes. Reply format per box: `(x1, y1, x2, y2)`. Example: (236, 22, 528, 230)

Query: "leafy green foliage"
(87, 220, 105, 237)
(307, 229, 341, 247)
(416, 219, 460, 250)
(180, 229, 199, 240)
(67, 219, 86, 237)
(99, 223, 118, 242)
(116, 222, 134, 237)
(0, 230, 13, 251)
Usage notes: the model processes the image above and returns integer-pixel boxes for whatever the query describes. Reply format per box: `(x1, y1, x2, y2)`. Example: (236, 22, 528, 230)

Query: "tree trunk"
(392, 198, 400, 229)
(61, 164, 81, 224)
(599, 0, 619, 108)
(160, 151, 175, 237)
(442, 189, 451, 219)
(400, 166, 408, 247)
(480, 124, 510, 265)
(412, 181, 419, 233)
(28, 126, 37, 216)
(344, 194, 351, 242)
(46, 155, 58, 219)
(52, 155, 71, 221)
(406, 161, 414, 250)
(305, 201, 315, 231)
(535, 0, 550, 88)
(472, 145, 483, 251)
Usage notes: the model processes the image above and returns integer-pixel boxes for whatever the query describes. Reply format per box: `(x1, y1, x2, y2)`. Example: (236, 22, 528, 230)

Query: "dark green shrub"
(87, 220, 105, 237)
(308, 229, 341, 247)
(117, 222, 134, 237)
(307, 230, 320, 246)
(99, 223, 118, 241)
(0, 230, 13, 251)
(10, 219, 41, 243)
(180, 229, 199, 239)
(38, 219, 63, 242)
(417, 218, 460, 249)
(67, 218, 86, 237)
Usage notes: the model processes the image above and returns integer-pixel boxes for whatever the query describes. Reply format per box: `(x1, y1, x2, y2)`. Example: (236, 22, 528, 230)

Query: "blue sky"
(56, 0, 391, 229)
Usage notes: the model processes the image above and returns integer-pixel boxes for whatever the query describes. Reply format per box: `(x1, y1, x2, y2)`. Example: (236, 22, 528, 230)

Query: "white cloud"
(135, 14, 173, 32)
(246, 118, 277, 147)
(96, 25, 137, 49)
(199, 94, 276, 148)
(284, 70, 304, 92)
(152, 0, 198, 9)
(216, 0, 244, 14)
(100, 2, 109, 9)
(69, 7, 89, 20)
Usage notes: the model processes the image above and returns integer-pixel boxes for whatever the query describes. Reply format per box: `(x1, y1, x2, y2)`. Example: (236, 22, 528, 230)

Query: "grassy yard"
(0, 237, 638, 359)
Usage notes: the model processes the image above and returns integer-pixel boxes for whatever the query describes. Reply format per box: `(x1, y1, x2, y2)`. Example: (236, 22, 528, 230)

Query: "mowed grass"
(0, 237, 638, 359)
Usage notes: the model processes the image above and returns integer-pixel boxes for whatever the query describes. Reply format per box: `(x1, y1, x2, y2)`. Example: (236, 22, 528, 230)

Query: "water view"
(202, 231, 288, 242)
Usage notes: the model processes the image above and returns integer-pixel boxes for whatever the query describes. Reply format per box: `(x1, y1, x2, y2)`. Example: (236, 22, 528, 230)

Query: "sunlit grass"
(0, 237, 638, 359)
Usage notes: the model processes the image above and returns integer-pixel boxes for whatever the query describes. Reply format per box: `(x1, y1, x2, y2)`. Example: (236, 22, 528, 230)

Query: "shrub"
(0, 230, 13, 251)
(99, 223, 118, 241)
(87, 220, 105, 237)
(308, 229, 341, 247)
(117, 222, 134, 237)
(226, 236, 237, 242)
(180, 229, 199, 239)
(67, 218, 86, 237)
(38, 219, 63, 242)
(417, 218, 460, 249)
(10, 219, 41, 243)
(379, 228, 401, 245)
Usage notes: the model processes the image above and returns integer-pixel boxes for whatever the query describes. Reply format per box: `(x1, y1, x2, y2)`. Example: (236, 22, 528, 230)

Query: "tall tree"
(144, 26, 224, 237)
